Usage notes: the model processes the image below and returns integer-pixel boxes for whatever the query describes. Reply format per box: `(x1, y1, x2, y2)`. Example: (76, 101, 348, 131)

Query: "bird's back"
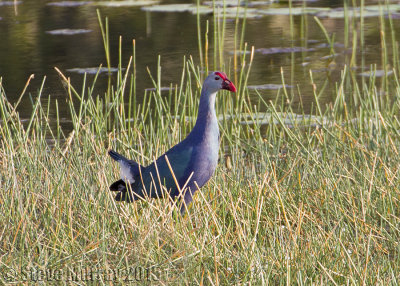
(133, 129, 219, 198)
(133, 141, 194, 199)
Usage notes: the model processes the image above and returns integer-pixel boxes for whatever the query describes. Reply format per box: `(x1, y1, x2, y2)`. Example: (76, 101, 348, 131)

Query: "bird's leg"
(179, 190, 194, 215)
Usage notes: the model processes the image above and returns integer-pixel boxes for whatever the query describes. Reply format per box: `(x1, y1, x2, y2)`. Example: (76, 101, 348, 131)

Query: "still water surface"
(0, 0, 397, 123)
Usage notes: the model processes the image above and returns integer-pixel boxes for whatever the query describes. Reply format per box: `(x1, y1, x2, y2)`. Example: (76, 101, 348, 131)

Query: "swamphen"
(108, 71, 236, 214)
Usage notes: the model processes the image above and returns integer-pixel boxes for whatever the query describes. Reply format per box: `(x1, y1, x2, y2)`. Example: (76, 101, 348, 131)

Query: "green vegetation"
(1, 3, 400, 284)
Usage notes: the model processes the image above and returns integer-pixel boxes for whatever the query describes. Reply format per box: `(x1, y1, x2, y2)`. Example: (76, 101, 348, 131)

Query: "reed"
(1, 2, 400, 284)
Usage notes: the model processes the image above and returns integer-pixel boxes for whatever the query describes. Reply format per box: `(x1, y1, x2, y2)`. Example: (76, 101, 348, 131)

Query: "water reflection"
(0, 0, 397, 123)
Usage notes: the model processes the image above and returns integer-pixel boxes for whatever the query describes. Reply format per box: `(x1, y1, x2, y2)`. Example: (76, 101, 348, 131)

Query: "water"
(0, 0, 397, 123)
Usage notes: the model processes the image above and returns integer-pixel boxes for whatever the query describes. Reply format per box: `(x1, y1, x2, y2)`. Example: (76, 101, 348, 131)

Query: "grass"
(1, 3, 400, 285)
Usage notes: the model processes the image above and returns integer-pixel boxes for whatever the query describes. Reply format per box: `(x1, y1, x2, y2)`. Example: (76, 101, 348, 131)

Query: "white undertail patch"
(120, 161, 135, 183)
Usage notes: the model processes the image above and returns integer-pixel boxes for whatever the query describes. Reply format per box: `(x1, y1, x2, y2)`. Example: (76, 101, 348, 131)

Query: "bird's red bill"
(216, 72, 236, 92)
(222, 79, 236, 92)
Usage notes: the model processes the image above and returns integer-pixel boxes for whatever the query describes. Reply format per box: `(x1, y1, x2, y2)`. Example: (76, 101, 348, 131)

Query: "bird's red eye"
(215, 77, 220, 80)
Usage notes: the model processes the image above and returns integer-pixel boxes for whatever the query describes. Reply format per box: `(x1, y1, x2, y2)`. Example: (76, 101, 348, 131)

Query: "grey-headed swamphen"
(108, 71, 236, 214)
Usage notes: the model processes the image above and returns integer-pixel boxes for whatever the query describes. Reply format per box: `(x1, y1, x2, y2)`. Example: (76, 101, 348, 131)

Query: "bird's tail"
(108, 149, 129, 162)
(109, 179, 136, 203)
(110, 179, 125, 192)
(108, 149, 140, 203)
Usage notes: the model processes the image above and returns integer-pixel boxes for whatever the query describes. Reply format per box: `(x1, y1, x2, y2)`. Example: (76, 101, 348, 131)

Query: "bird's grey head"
(203, 71, 237, 94)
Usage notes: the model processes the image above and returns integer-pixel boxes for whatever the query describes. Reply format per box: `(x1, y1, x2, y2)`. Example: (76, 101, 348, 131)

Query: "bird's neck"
(190, 89, 218, 141)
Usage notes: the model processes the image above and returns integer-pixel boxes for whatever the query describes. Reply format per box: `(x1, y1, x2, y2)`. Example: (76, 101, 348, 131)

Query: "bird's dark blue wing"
(136, 144, 194, 199)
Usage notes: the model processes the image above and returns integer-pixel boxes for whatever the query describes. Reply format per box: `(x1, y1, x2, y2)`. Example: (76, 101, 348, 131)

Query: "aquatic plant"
(1, 2, 400, 284)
